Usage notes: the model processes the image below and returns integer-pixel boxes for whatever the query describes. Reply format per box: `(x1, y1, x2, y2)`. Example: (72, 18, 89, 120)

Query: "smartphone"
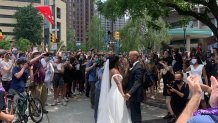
(186, 72, 190, 77)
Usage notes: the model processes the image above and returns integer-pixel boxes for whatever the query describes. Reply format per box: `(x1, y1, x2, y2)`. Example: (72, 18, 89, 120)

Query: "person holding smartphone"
(85, 54, 98, 109)
(167, 72, 189, 123)
(159, 58, 175, 120)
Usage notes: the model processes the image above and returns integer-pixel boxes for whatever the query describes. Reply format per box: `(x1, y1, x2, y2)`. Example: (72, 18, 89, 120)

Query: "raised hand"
(209, 76, 218, 108)
(187, 75, 202, 96)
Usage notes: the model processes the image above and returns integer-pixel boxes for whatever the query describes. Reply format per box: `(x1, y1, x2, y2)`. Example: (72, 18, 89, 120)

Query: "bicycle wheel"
(29, 98, 43, 123)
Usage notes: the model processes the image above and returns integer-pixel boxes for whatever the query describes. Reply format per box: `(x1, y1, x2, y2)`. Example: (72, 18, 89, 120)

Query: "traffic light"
(0, 29, 3, 41)
(114, 31, 120, 40)
(50, 33, 55, 42)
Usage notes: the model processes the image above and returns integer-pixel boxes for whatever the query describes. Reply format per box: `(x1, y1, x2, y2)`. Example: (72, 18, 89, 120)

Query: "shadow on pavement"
(143, 118, 167, 123)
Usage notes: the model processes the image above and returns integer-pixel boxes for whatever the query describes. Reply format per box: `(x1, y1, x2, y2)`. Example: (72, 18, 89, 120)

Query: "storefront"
(168, 28, 212, 51)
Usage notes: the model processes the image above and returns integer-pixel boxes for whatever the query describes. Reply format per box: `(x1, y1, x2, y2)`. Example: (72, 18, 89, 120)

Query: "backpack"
(44, 63, 54, 83)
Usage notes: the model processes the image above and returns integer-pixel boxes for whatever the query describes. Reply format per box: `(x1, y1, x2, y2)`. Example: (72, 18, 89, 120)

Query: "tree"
(87, 16, 105, 51)
(66, 28, 77, 51)
(97, 0, 218, 38)
(120, 16, 170, 52)
(0, 39, 10, 50)
(15, 38, 32, 52)
(14, 4, 43, 45)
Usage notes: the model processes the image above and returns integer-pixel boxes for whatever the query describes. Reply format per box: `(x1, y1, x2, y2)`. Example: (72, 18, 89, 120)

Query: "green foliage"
(97, 0, 218, 38)
(66, 28, 77, 51)
(0, 40, 10, 50)
(87, 16, 105, 51)
(14, 4, 43, 45)
(120, 16, 170, 52)
(15, 38, 32, 52)
(80, 43, 87, 51)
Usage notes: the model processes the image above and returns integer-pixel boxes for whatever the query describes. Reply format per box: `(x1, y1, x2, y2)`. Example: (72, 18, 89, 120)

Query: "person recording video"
(167, 72, 189, 123)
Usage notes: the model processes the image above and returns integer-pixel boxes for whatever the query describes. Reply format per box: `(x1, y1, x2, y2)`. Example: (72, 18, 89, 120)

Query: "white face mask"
(191, 59, 197, 64)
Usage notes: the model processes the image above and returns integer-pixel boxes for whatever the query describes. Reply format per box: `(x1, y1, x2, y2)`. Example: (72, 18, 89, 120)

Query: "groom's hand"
(124, 93, 131, 101)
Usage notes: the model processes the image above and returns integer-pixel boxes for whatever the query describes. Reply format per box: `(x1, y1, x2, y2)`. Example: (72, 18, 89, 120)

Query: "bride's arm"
(114, 76, 125, 97)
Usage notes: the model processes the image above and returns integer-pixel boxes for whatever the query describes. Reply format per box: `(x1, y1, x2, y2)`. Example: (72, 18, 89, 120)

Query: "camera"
(166, 83, 173, 89)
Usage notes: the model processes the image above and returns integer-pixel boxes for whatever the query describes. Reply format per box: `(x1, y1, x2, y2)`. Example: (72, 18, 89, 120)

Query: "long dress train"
(97, 74, 132, 123)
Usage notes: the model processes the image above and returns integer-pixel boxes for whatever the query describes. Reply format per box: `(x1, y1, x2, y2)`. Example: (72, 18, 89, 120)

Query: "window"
(0, 6, 19, 10)
(3, 32, 14, 35)
(0, 14, 14, 18)
(44, 0, 49, 5)
(57, 8, 61, 19)
(7, 0, 40, 3)
(57, 22, 61, 40)
(0, 23, 16, 27)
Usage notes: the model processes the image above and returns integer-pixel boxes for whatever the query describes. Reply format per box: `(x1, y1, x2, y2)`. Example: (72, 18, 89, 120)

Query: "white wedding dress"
(97, 60, 132, 123)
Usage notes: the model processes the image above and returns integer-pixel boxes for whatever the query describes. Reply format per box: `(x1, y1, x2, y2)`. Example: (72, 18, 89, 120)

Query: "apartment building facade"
(64, 0, 94, 43)
(0, 0, 66, 45)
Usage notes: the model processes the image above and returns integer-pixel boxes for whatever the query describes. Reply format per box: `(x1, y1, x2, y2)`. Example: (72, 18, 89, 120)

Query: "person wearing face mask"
(184, 56, 208, 109)
(167, 72, 189, 123)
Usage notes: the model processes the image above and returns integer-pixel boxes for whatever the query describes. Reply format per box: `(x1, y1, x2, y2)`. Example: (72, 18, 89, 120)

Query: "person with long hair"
(159, 58, 175, 120)
(185, 55, 208, 109)
(97, 55, 131, 123)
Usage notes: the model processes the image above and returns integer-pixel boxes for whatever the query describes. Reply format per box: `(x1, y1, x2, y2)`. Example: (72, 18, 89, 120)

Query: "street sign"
(76, 42, 81, 49)
(50, 28, 59, 32)
(51, 43, 57, 50)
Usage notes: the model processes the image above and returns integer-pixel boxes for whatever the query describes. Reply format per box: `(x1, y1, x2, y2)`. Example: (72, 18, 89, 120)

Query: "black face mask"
(175, 80, 182, 84)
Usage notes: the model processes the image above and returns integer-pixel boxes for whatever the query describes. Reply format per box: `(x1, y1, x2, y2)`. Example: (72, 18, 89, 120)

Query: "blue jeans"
(94, 88, 100, 123)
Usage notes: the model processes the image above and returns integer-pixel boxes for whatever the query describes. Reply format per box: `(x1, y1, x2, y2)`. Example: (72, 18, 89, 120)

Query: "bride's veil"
(97, 59, 110, 120)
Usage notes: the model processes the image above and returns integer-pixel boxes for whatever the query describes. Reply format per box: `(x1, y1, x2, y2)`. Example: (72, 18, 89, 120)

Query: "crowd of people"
(0, 41, 217, 123)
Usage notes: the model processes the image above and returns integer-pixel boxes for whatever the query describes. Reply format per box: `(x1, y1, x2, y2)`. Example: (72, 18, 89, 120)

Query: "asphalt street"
(28, 94, 167, 123)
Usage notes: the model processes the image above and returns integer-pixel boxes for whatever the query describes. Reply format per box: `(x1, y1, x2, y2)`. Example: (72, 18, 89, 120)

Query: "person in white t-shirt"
(1, 53, 14, 92)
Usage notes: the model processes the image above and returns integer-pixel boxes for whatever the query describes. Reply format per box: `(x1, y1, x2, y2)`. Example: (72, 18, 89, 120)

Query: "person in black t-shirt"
(168, 72, 189, 123)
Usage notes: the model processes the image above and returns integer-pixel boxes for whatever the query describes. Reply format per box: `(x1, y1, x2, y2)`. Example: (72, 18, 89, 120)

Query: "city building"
(100, 15, 126, 34)
(99, 15, 126, 43)
(44, 0, 67, 46)
(0, 0, 67, 45)
(63, 0, 94, 43)
(164, 5, 214, 51)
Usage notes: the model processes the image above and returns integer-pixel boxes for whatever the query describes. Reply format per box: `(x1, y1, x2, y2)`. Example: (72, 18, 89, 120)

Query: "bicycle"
(5, 85, 43, 123)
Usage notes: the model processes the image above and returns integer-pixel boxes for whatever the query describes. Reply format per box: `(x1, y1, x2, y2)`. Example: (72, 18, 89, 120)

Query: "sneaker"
(51, 100, 58, 106)
(163, 112, 173, 119)
(57, 99, 61, 104)
(167, 115, 177, 123)
(48, 91, 53, 96)
(150, 96, 155, 99)
(43, 109, 48, 114)
(64, 97, 69, 102)
(62, 99, 67, 106)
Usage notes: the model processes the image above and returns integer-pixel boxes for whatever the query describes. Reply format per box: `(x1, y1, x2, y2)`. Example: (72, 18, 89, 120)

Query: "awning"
(168, 28, 213, 40)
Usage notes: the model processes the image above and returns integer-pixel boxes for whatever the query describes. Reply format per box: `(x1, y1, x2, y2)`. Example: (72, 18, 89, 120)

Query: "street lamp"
(183, 26, 187, 48)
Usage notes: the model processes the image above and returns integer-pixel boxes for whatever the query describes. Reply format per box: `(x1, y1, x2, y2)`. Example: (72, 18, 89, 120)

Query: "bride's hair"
(109, 55, 119, 70)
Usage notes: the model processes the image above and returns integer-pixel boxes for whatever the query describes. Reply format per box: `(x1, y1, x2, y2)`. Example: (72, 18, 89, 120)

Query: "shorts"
(2, 80, 10, 92)
(53, 73, 64, 88)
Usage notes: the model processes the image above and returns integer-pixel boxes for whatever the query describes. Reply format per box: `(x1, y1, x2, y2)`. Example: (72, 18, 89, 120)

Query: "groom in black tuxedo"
(124, 51, 144, 123)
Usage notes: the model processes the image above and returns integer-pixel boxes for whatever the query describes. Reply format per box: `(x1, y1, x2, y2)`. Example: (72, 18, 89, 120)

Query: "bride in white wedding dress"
(97, 56, 132, 123)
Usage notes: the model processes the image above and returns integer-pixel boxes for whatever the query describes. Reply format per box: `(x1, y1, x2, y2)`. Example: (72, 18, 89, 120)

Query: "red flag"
(35, 6, 54, 25)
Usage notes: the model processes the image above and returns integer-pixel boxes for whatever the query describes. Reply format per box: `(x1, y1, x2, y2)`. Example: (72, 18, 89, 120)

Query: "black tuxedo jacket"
(125, 62, 144, 102)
